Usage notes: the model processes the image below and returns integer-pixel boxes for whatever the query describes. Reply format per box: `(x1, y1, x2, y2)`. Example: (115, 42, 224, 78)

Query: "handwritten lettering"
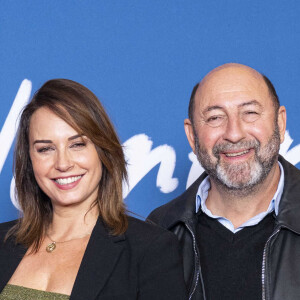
(123, 134, 178, 198)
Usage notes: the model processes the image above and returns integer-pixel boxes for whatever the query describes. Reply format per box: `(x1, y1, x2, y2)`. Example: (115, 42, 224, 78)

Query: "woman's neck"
(48, 204, 99, 241)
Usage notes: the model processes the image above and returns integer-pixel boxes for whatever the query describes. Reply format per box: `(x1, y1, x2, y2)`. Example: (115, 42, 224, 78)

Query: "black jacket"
(0, 216, 187, 300)
(148, 156, 300, 300)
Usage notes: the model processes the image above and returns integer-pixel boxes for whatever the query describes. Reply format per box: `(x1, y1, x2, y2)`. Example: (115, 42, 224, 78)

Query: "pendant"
(46, 242, 56, 253)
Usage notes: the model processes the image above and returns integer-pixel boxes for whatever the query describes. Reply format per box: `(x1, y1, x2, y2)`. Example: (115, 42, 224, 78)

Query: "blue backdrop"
(1, 1, 300, 222)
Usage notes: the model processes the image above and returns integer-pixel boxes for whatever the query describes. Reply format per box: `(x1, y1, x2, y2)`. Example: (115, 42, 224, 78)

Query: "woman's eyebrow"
(33, 134, 83, 145)
(33, 139, 52, 145)
(68, 134, 83, 141)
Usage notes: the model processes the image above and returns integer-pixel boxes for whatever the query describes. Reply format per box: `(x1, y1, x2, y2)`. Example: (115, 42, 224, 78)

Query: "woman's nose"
(54, 150, 74, 172)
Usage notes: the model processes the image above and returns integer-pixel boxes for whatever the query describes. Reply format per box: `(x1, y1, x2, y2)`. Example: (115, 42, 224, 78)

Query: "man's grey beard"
(194, 124, 281, 193)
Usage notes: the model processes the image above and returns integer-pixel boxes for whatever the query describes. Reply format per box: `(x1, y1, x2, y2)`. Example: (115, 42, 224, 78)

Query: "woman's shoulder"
(0, 220, 18, 240)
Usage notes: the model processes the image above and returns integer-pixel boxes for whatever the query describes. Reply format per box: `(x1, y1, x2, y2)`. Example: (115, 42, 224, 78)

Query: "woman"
(0, 79, 187, 299)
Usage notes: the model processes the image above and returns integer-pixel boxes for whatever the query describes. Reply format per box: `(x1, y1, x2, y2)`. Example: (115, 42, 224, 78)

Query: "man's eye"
(243, 111, 260, 122)
(246, 111, 258, 115)
(208, 116, 219, 121)
(206, 115, 226, 127)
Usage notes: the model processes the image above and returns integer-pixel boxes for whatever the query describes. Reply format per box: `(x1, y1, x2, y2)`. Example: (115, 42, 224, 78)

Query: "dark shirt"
(197, 212, 275, 300)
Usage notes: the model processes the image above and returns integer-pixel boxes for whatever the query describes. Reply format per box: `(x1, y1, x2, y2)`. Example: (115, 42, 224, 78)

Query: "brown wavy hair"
(8, 79, 128, 251)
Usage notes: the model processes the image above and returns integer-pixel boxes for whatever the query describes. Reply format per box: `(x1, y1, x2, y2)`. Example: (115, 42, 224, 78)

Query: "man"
(148, 63, 300, 300)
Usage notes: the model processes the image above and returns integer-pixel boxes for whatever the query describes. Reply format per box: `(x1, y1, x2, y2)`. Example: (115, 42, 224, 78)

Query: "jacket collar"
(276, 155, 300, 233)
(0, 217, 126, 300)
(70, 217, 125, 300)
(159, 171, 208, 229)
(0, 233, 26, 292)
(161, 155, 300, 233)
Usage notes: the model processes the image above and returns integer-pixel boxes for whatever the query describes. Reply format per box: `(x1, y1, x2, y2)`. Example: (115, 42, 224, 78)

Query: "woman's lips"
(52, 175, 84, 190)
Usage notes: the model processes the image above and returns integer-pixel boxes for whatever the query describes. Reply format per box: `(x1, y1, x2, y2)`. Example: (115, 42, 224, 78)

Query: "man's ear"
(184, 118, 196, 153)
(277, 106, 286, 143)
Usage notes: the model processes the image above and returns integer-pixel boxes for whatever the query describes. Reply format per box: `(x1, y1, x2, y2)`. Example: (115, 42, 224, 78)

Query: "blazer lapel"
(70, 218, 125, 300)
(0, 238, 26, 292)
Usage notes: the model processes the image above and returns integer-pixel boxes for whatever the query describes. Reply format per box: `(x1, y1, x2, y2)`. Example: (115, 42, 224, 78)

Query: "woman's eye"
(71, 142, 86, 148)
(37, 146, 53, 153)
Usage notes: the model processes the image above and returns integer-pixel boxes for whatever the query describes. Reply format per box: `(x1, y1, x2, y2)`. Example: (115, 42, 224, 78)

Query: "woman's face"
(29, 107, 102, 210)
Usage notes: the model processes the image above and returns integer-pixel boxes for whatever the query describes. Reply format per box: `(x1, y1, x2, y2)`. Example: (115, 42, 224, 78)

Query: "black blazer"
(0, 216, 187, 300)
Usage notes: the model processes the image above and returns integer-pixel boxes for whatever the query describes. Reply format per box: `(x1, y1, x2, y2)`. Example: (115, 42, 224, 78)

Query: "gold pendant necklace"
(46, 241, 56, 253)
(45, 232, 91, 253)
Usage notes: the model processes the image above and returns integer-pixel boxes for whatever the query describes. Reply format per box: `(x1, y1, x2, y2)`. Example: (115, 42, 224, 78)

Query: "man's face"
(194, 123, 280, 190)
(185, 65, 286, 191)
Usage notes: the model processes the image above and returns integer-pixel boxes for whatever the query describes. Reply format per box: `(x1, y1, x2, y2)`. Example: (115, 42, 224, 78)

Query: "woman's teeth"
(55, 175, 82, 185)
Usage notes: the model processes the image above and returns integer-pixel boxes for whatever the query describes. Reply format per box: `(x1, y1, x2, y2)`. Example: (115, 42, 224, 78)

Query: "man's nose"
(223, 116, 246, 143)
(54, 150, 74, 172)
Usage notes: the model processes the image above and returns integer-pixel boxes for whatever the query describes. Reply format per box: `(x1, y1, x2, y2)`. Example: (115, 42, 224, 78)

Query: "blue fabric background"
(1, 1, 300, 222)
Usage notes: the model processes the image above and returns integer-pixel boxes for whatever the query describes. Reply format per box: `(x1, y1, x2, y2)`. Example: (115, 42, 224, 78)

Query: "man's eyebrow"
(238, 100, 262, 108)
(203, 105, 224, 113)
(203, 100, 262, 113)
(33, 134, 83, 145)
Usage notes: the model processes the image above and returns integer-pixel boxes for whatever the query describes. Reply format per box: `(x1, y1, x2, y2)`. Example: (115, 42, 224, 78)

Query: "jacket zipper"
(261, 227, 280, 300)
(185, 223, 206, 300)
(262, 224, 300, 300)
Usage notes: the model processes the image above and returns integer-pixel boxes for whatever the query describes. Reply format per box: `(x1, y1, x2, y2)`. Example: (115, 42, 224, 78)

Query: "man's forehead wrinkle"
(196, 88, 261, 108)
